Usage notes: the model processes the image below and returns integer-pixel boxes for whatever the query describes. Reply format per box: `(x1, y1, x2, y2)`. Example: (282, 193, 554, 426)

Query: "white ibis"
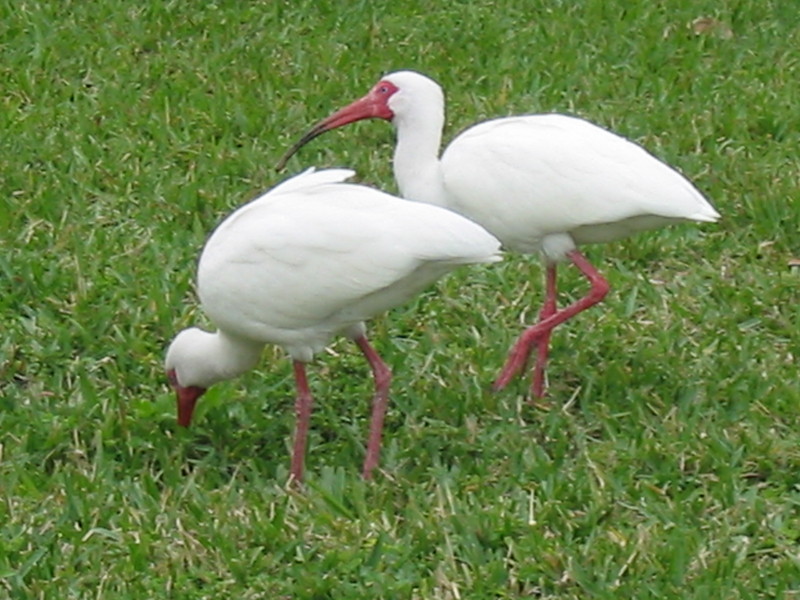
(165, 168, 501, 482)
(277, 70, 720, 398)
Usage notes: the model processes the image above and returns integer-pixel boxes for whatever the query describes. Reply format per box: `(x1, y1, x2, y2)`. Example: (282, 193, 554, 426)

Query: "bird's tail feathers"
(690, 207, 722, 223)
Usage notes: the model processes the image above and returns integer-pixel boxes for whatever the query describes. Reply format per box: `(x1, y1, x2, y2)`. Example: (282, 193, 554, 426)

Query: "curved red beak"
(167, 369, 206, 427)
(176, 385, 206, 427)
(276, 80, 397, 171)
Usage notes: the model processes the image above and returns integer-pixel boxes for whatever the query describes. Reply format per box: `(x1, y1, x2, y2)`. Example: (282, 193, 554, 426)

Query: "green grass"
(2, 0, 799, 597)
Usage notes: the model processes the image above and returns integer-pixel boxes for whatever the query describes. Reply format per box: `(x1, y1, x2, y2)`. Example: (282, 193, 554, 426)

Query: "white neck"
(391, 106, 448, 207)
(169, 328, 263, 389)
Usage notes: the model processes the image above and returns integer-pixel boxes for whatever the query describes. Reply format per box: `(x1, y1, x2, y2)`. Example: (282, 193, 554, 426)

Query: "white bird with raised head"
(277, 71, 720, 397)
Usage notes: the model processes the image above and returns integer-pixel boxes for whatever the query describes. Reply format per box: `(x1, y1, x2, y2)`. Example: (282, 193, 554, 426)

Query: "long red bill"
(276, 94, 389, 171)
(176, 385, 206, 427)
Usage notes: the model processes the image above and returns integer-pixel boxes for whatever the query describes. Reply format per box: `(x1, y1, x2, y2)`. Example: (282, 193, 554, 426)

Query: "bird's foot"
(530, 372, 547, 399)
(493, 326, 549, 391)
(493, 340, 536, 391)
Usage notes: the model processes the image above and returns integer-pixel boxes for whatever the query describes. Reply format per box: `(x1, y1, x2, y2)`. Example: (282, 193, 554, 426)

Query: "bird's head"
(164, 328, 210, 427)
(276, 70, 444, 171)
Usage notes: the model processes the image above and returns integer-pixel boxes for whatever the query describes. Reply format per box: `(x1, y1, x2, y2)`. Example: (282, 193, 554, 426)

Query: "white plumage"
(165, 167, 501, 482)
(441, 114, 718, 255)
(278, 70, 720, 397)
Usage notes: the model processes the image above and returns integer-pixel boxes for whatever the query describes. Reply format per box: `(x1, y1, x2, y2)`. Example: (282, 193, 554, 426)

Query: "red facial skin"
(167, 368, 206, 427)
(275, 80, 399, 171)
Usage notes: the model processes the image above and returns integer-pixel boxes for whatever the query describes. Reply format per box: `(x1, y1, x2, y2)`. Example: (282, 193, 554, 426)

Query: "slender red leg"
(493, 250, 610, 392)
(531, 264, 558, 398)
(290, 360, 313, 485)
(354, 335, 392, 480)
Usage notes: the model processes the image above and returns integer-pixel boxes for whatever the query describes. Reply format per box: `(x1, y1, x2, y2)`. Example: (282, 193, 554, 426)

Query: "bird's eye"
(378, 85, 390, 94)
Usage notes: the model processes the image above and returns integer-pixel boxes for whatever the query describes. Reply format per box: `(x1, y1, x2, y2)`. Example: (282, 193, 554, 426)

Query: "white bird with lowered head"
(165, 168, 501, 483)
(277, 70, 720, 398)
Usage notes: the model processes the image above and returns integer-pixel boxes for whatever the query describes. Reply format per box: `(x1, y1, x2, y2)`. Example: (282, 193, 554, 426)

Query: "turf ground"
(1, 1, 799, 597)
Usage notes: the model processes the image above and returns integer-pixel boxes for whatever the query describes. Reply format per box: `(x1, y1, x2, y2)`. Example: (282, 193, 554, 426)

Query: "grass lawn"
(1, 0, 798, 597)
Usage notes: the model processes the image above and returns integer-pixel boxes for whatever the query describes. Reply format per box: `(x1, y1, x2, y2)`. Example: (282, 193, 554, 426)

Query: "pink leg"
(531, 264, 558, 398)
(290, 360, 313, 485)
(354, 335, 392, 480)
(493, 250, 610, 392)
